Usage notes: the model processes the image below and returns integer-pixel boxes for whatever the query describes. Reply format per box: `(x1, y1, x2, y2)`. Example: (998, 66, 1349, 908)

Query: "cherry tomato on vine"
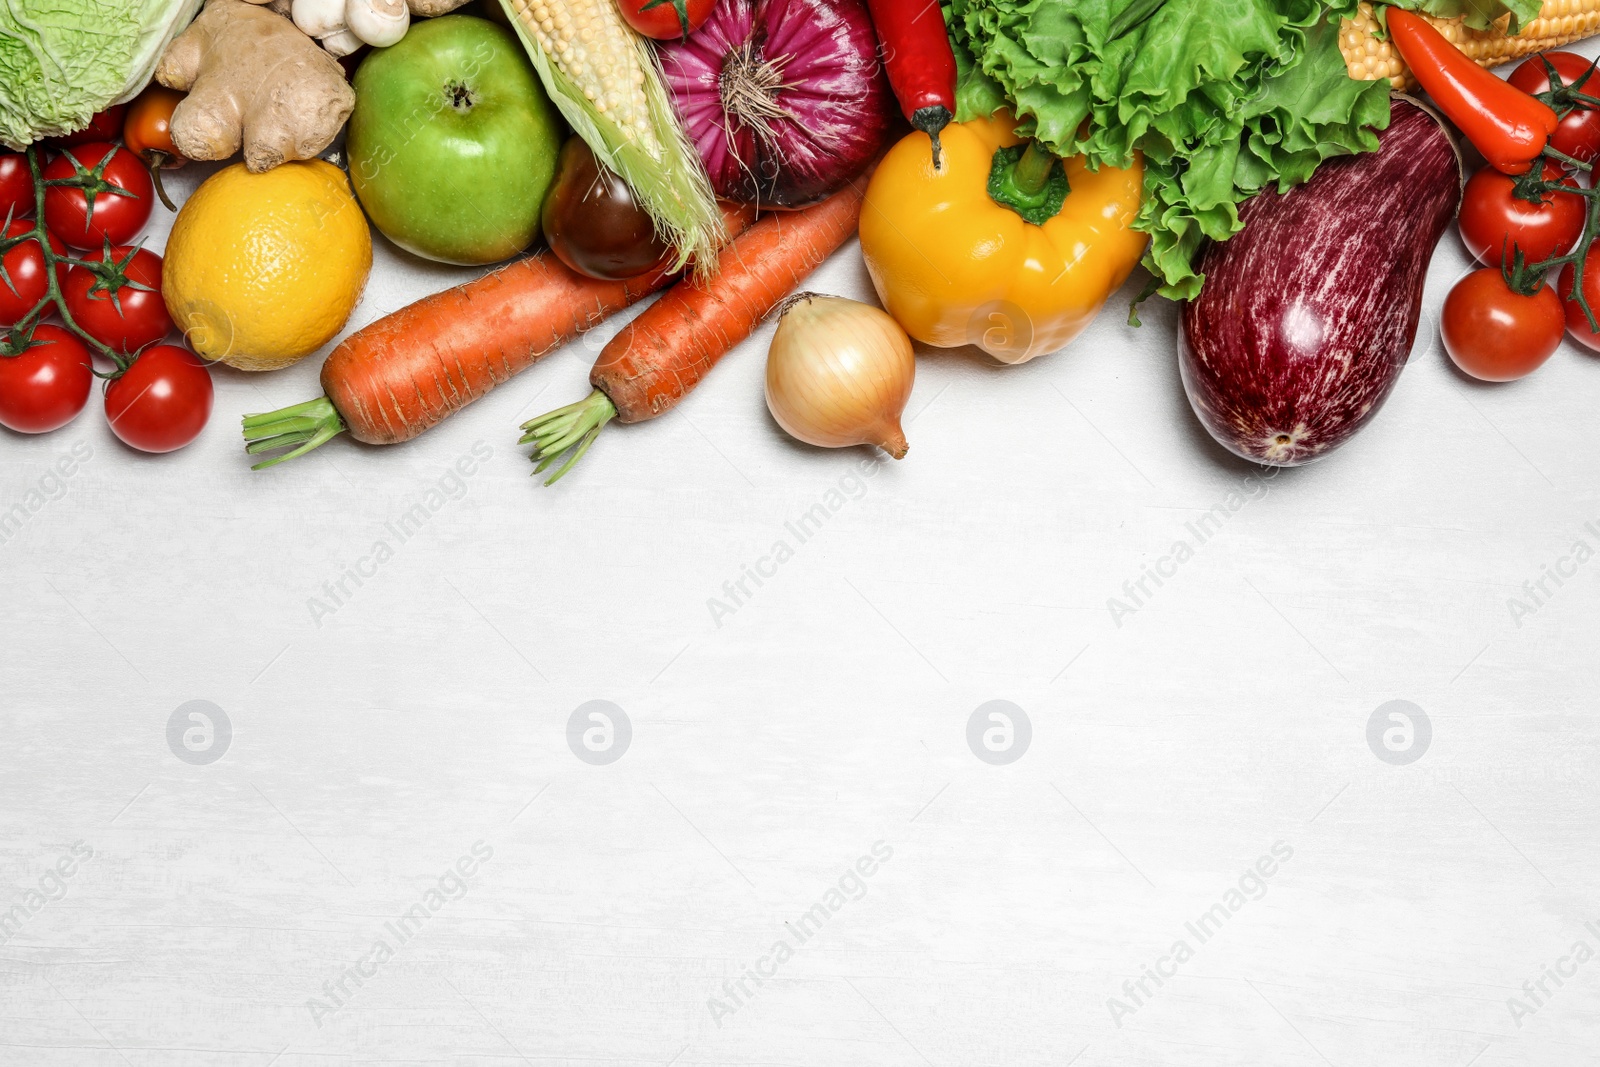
(616, 0, 714, 38)
(41, 144, 154, 250)
(0, 219, 67, 328)
(104, 344, 213, 453)
(0, 152, 32, 219)
(48, 105, 127, 148)
(0, 324, 92, 433)
(124, 86, 185, 161)
(62, 246, 172, 354)
(1459, 163, 1584, 268)
(1509, 52, 1600, 164)
(1442, 268, 1564, 382)
(1558, 244, 1600, 351)
(124, 86, 187, 212)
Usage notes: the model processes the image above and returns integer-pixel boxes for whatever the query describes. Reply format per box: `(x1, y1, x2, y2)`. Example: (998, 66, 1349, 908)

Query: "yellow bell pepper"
(860, 115, 1147, 364)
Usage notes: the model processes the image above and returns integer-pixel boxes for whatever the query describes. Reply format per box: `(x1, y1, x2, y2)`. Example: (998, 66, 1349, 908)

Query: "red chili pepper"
(1386, 8, 1558, 175)
(866, 0, 958, 168)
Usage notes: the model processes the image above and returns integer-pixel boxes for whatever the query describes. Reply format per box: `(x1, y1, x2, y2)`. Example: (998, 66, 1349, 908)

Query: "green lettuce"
(1395, 0, 1543, 33)
(0, 0, 202, 150)
(949, 0, 1404, 301)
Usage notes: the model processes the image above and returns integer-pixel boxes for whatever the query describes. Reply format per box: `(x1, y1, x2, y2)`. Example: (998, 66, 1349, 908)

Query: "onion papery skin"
(766, 294, 914, 457)
(658, 0, 894, 209)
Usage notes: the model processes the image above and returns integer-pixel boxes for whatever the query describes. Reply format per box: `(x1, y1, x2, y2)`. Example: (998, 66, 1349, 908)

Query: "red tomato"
(0, 219, 67, 327)
(1558, 244, 1600, 351)
(0, 152, 31, 219)
(62, 246, 172, 354)
(1442, 268, 1564, 382)
(123, 86, 184, 162)
(1509, 52, 1600, 164)
(49, 105, 128, 148)
(41, 144, 154, 250)
(0, 324, 92, 433)
(1458, 163, 1584, 268)
(104, 344, 213, 453)
(616, 0, 714, 38)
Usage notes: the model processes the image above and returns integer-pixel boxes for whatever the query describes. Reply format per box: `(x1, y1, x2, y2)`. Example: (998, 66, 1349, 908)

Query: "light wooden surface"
(4, 42, 1600, 1067)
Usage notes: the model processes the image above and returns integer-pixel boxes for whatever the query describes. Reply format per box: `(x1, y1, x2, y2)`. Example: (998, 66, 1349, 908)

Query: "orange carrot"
(520, 177, 870, 482)
(242, 204, 757, 469)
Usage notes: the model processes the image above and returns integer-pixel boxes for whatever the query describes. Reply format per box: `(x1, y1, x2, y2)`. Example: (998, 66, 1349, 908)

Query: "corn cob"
(498, 0, 722, 271)
(1342, 1, 1600, 89)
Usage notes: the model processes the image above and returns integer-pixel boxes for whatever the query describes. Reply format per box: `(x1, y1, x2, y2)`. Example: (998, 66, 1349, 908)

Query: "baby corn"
(1342, 0, 1600, 89)
(499, 0, 722, 270)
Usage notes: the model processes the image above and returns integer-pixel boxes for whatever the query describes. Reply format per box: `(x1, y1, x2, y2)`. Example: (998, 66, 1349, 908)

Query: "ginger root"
(407, 0, 473, 14)
(156, 0, 354, 173)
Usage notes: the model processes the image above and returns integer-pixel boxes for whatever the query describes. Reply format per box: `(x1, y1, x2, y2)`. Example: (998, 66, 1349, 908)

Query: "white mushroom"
(319, 27, 366, 56)
(345, 0, 409, 48)
(292, 0, 347, 39)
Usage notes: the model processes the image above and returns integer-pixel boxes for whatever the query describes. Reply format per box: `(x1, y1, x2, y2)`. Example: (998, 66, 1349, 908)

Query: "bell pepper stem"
(1010, 141, 1055, 197)
(987, 139, 1070, 225)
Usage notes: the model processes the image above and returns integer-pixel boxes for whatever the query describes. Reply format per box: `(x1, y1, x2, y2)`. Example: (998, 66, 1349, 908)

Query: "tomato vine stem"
(1510, 147, 1600, 334)
(2, 145, 149, 375)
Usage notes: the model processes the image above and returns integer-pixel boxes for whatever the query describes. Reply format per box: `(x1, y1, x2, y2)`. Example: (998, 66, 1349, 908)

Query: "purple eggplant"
(1178, 97, 1463, 466)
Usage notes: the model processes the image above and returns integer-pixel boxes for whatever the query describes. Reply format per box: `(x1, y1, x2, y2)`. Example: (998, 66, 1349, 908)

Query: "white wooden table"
(3, 43, 1598, 1067)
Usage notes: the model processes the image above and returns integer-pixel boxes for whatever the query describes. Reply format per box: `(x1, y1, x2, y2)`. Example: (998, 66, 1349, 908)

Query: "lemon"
(163, 161, 372, 372)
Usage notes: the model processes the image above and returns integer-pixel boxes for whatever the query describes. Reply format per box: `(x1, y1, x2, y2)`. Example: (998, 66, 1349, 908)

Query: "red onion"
(657, 0, 894, 209)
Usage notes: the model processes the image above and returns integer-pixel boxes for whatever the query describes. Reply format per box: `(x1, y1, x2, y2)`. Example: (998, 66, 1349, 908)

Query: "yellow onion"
(765, 294, 915, 458)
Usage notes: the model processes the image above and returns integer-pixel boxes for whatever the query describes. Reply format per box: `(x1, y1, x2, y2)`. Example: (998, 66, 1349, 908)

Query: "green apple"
(348, 15, 563, 265)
